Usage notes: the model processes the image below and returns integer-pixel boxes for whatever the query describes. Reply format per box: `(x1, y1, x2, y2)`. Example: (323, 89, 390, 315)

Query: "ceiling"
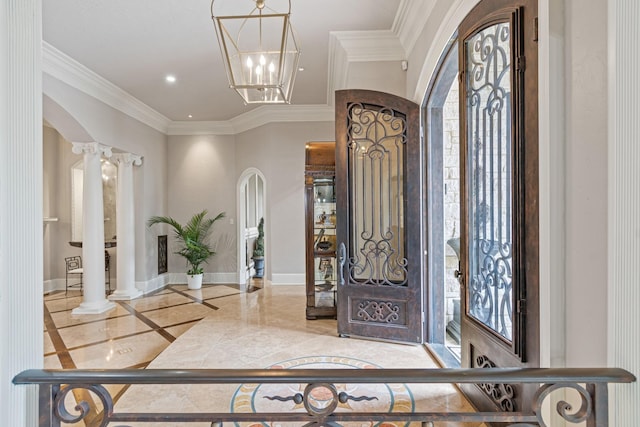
(43, 0, 404, 124)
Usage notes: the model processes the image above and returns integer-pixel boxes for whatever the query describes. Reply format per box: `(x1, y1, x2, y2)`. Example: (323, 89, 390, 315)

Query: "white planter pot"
(187, 273, 203, 290)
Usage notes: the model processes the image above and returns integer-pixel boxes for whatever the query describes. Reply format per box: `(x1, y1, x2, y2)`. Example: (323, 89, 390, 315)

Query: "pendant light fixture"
(211, 0, 301, 104)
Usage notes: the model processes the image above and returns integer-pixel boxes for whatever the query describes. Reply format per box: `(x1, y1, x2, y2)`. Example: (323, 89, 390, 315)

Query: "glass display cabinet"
(305, 142, 337, 319)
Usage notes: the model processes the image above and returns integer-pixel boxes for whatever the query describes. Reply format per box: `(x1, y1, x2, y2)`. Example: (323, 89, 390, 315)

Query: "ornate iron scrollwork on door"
(345, 103, 408, 287)
(465, 22, 514, 341)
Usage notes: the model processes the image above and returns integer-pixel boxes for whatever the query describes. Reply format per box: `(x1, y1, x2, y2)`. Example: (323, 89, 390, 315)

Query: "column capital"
(71, 142, 112, 158)
(112, 152, 143, 167)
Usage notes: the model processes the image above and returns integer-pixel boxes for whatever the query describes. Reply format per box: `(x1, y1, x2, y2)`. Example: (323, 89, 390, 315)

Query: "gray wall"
(563, 0, 608, 367)
(42, 126, 82, 281)
(164, 134, 237, 274)
(43, 75, 168, 283)
(235, 122, 334, 282)
(167, 122, 334, 283)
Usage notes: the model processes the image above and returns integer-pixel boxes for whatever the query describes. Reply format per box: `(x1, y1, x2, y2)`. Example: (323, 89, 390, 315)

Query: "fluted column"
(109, 153, 143, 300)
(71, 142, 116, 314)
(609, 0, 640, 422)
(1, 0, 42, 424)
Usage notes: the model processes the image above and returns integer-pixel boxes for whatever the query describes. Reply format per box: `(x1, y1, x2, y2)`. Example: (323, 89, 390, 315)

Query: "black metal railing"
(13, 367, 635, 426)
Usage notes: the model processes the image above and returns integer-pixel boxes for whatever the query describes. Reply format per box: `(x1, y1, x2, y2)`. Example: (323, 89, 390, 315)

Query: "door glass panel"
(465, 22, 513, 341)
(347, 104, 406, 286)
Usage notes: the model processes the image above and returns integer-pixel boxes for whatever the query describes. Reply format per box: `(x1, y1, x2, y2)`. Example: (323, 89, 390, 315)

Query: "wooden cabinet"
(305, 142, 337, 319)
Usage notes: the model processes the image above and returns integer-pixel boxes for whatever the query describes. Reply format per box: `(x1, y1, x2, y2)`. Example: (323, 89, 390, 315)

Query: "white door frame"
(236, 168, 267, 287)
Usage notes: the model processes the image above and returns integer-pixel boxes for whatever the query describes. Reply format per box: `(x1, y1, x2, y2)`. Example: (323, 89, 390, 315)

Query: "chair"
(64, 256, 83, 294)
(105, 251, 111, 294)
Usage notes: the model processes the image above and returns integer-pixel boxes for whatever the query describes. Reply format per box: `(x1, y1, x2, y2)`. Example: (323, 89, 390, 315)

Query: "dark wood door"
(458, 0, 539, 414)
(335, 89, 423, 344)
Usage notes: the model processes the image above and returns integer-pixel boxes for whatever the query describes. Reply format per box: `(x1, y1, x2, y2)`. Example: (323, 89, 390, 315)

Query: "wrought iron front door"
(335, 90, 423, 343)
(458, 0, 539, 414)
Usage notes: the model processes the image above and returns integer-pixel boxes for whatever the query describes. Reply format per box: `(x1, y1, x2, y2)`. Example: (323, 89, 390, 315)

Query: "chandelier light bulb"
(246, 57, 253, 68)
(260, 55, 266, 66)
(268, 62, 275, 73)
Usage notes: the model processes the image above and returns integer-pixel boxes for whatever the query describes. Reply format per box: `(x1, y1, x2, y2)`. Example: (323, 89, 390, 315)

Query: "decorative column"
(71, 142, 116, 314)
(608, 0, 640, 422)
(109, 153, 143, 300)
(1, 0, 43, 424)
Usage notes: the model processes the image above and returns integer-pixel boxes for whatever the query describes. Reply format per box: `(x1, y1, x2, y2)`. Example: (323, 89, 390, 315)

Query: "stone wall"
(443, 78, 460, 325)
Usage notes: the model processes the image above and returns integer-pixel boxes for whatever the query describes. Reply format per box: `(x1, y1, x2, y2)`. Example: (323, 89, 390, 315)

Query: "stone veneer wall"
(443, 78, 460, 325)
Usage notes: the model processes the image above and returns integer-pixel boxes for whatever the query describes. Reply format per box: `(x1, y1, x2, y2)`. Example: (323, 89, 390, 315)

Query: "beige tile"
(43, 354, 62, 369)
(142, 303, 214, 327)
(57, 315, 152, 349)
(69, 331, 171, 369)
(43, 332, 56, 354)
(165, 321, 198, 339)
(125, 292, 192, 312)
(182, 285, 240, 301)
(45, 294, 84, 313)
(47, 283, 481, 424)
(50, 304, 129, 328)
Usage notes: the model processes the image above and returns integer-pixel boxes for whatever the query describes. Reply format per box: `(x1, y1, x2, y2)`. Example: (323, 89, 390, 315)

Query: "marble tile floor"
(44, 282, 483, 427)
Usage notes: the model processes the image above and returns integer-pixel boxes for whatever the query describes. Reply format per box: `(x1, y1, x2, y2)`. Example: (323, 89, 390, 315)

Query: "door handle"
(338, 242, 346, 286)
(454, 263, 464, 285)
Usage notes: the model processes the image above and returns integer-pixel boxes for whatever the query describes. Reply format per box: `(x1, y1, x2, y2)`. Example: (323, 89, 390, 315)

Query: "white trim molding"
(43, 42, 171, 134)
(168, 104, 335, 136)
(327, 30, 406, 105)
(44, 41, 334, 137)
(392, 0, 436, 55)
(270, 273, 305, 285)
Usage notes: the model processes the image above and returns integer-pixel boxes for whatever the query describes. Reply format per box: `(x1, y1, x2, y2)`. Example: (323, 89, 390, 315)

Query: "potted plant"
(252, 217, 265, 278)
(147, 209, 225, 289)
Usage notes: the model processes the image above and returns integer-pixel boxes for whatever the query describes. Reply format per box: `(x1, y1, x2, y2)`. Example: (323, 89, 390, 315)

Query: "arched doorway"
(237, 168, 267, 287)
(423, 37, 462, 366)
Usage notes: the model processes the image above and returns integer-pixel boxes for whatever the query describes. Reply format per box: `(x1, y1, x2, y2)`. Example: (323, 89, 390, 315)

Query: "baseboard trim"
(45, 272, 243, 296)
(271, 273, 305, 285)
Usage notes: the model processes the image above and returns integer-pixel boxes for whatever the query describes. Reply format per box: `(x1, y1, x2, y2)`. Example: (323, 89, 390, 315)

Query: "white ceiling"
(43, 0, 405, 123)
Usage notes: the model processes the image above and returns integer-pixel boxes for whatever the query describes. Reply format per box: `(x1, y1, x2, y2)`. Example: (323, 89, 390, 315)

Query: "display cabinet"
(305, 142, 337, 319)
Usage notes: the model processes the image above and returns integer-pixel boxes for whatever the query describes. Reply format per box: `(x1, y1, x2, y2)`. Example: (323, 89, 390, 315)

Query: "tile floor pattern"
(44, 282, 483, 427)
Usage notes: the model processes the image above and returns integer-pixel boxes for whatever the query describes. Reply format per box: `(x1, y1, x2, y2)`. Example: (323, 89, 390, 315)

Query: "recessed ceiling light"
(165, 75, 176, 83)
(298, 67, 305, 72)
(188, 114, 193, 118)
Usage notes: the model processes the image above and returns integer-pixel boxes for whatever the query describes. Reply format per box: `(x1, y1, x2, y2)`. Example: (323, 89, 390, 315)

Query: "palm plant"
(148, 210, 226, 275)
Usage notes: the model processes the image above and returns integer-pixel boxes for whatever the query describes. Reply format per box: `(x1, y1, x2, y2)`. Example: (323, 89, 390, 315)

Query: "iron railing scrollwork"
(13, 367, 635, 426)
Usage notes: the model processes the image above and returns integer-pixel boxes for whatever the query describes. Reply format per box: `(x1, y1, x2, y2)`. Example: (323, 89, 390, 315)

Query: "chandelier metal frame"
(211, 0, 301, 104)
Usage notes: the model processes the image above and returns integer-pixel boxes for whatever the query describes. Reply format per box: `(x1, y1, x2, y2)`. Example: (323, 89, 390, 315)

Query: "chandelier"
(211, 0, 301, 104)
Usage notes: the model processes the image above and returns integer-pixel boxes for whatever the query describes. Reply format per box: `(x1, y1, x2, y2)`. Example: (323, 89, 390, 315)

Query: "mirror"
(71, 159, 117, 242)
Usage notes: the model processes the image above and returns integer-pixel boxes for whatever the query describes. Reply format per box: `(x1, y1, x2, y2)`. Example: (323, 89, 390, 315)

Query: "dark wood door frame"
(335, 89, 423, 344)
(458, 0, 539, 415)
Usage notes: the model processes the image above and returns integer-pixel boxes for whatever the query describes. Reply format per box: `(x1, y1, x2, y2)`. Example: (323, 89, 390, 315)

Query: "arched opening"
(424, 37, 461, 366)
(237, 168, 267, 288)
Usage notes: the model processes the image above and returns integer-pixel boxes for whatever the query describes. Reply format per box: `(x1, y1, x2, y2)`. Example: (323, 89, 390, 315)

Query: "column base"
(109, 288, 143, 301)
(72, 299, 116, 315)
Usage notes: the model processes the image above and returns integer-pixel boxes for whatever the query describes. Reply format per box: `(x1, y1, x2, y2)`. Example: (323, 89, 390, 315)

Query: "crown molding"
(168, 105, 335, 136)
(231, 104, 335, 134)
(392, 0, 435, 55)
(327, 30, 405, 105)
(42, 42, 171, 134)
(330, 30, 405, 62)
(167, 120, 236, 136)
(43, 42, 334, 137)
(326, 34, 350, 106)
